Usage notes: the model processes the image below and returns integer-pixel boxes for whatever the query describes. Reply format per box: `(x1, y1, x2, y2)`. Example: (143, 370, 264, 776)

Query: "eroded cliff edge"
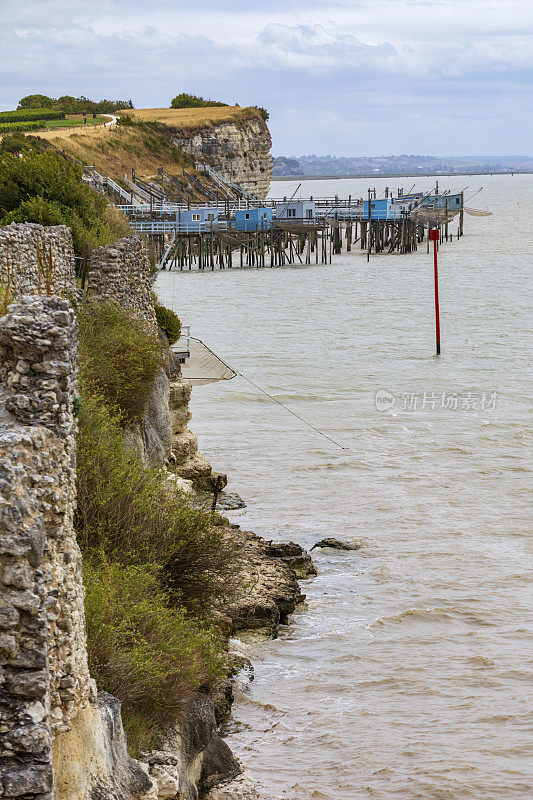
(0, 223, 314, 800)
(170, 111, 273, 199)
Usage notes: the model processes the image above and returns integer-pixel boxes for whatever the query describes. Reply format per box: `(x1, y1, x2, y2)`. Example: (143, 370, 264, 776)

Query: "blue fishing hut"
(362, 197, 399, 220)
(234, 208, 273, 232)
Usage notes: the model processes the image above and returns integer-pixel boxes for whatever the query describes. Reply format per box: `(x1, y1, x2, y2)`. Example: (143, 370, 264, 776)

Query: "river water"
(156, 175, 532, 800)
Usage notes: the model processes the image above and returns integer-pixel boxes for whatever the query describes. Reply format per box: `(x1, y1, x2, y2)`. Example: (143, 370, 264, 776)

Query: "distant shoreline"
(271, 170, 533, 181)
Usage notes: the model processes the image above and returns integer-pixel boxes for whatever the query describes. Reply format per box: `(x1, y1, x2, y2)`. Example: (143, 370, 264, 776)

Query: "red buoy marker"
(429, 228, 441, 355)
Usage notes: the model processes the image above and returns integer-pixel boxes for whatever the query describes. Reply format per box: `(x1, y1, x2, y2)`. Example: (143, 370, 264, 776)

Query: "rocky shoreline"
(136, 509, 317, 800)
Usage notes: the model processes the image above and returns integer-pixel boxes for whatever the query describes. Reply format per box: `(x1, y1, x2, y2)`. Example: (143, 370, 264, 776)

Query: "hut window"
(192, 214, 200, 221)
(245, 213, 250, 220)
(287, 208, 296, 217)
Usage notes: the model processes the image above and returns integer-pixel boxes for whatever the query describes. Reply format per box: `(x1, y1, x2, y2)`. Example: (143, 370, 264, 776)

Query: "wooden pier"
(154, 220, 333, 271)
(148, 210, 462, 272)
(98, 170, 469, 271)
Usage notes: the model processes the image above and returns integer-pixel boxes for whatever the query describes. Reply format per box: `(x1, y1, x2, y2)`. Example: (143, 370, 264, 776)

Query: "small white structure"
(275, 200, 316, 220)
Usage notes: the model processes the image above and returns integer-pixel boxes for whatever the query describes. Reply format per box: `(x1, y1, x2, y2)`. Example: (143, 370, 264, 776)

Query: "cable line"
(237, 371, 349, 451)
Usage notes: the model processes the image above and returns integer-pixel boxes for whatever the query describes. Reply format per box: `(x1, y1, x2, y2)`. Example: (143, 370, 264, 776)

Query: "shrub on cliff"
(76, 395, 239, 615)
(0, 149, 129, 253)
(84, 557, 224, 754)
(254, 106, 269, 122)
(154, 303, 181, 345)
(78, 301, 165, 423)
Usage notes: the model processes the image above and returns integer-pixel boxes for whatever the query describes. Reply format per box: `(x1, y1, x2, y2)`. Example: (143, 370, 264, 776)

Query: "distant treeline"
(17, 94, 134, 115)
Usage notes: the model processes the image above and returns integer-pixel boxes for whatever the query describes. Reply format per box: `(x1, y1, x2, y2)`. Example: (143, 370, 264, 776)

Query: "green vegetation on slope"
(40, 120, 195, 185)
(0, 143, 130, 253)
(84, 558, 224, 755)
(76, 303, 239, 753)
(78, 301, 165, 422)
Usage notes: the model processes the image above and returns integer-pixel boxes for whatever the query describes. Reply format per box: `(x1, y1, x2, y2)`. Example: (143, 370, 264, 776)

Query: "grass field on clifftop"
(121, 105, 261, 128)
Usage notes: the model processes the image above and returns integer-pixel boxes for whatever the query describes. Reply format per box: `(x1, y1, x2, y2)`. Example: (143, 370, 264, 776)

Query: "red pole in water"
(429, 228, 441, 354)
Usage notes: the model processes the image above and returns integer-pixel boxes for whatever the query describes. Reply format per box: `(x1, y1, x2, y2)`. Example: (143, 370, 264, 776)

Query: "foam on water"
(156, 174, 532, 800)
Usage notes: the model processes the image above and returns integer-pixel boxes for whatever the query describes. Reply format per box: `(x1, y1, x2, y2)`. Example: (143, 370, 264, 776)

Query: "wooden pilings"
(155, 213, 461, 272)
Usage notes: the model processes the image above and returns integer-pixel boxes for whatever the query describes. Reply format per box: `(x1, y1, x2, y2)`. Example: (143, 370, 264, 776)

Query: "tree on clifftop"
(170, 93, 228, 109)
(18, 94, 55, 109)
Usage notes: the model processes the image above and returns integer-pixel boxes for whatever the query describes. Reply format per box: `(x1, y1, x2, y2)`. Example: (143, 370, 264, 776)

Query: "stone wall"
(0, 296, 92, 800)
(0, 224, 75, 299)
(87, 236, 157, 329)
(172, 115, 273, 199)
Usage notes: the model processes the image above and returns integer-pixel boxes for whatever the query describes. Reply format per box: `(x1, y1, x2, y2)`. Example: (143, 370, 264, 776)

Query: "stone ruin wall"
(87, 235, 157, 330)
(0, 226, 94, 799)
(0, 295, 93, 800)
(0, 223, 75, 300)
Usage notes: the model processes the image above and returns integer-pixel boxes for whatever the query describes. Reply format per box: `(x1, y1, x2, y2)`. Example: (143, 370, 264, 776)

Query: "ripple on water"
(156, 175, 533, 800)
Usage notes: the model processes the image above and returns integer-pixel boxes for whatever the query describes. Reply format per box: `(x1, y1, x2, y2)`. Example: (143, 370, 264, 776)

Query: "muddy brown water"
(156, 175, 532, 800)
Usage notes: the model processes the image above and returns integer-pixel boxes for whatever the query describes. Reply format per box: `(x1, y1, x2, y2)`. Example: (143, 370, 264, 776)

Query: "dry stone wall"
(172, 115, 273, 199)
(87, 236, 157, 329)
(0, 224, 75, 299)
(0, 296, 92, 800)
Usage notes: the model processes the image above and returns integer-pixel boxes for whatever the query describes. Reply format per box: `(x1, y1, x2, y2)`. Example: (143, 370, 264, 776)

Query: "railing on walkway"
(195, 162, 253, 199)
(171, 326, 191, 363)
(332, 208, 407, 222)
(129, 220, 229, 234)
(83, 166, 133, 202)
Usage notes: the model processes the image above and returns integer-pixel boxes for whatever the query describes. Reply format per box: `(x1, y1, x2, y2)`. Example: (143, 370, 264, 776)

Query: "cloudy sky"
(1, 0, 531, 156)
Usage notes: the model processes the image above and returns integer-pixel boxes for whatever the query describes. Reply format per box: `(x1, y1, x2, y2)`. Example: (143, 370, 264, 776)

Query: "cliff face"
(172, 115, 273, 199)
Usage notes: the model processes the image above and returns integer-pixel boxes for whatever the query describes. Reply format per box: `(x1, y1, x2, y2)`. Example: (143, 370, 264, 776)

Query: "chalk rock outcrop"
(172, 113, 272, 199)
(169, 377, 213, 480)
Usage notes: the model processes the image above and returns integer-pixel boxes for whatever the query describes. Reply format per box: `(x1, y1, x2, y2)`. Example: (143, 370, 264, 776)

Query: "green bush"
(78, 302, 164, 423)
(170, 93, 228, 109)
(117, 113, 136, 126)
(76, 395, 239, 615)
(0, 134, 51, 155)
(155, 303, 181, 344)
(0, 149, 129, 254)
(254, 106, 270, 122)
(84, 557, 224, 754)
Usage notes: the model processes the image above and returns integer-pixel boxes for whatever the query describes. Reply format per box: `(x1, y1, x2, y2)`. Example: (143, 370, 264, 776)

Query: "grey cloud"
(0, 1, 530, 155)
